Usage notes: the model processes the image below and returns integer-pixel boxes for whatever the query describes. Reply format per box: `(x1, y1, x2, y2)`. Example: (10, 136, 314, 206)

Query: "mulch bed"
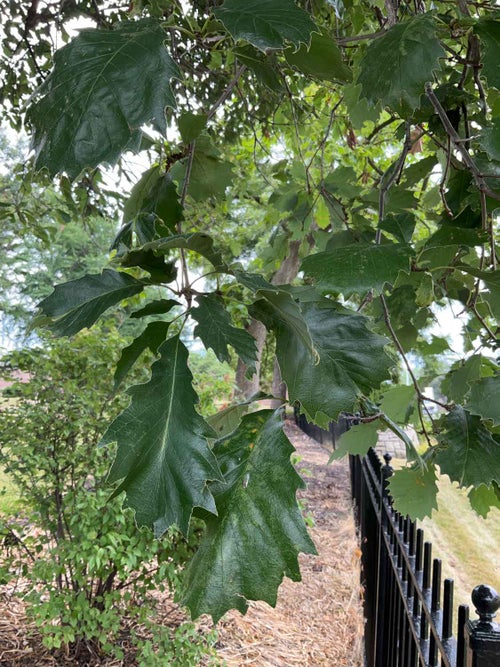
(0, 419, 364, 666)
(214, 419, 364, 666)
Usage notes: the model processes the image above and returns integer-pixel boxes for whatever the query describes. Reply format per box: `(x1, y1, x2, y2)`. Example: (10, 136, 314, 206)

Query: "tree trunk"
(234, 240, 302, 401)
(234, 318, 267, 400)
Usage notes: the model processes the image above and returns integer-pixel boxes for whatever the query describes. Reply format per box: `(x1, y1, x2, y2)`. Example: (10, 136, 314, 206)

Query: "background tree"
(0, 0, 498, 622)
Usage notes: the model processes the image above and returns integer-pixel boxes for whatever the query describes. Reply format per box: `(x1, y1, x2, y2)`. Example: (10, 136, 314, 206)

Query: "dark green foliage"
(102, 336, 223, 537)
(27, 19, 179, 177)
(182, 411, 316, 621)
(357, 14, 444, 112)
(1, 0, 499, 623)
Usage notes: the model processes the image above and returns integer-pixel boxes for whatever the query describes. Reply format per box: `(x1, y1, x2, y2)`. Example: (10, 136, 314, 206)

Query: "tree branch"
(207, 65, 246, 121)
(375, 121, 412, 243)
(336, 29, 387, 45)
(425, 83, 500, 202)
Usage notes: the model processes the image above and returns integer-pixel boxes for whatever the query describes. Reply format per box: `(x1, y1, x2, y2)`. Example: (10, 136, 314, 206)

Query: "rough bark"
(384, 0, 398, 26)
(234, 318, 267, 400)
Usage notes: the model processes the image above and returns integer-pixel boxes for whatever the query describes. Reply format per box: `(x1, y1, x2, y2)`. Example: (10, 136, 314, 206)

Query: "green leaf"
(417, 335, 450, 355)
(252, 300, 392, 427)
(330, 421, 379, 460)
(466, 375, 500, 426)
(34, 270, 145, 337)
(113, 215, 155, 251)
(479, 117, 500, 160)
(323, 166, 360, 202)
(123, 167, 183, 233)
(142, 233, 228, 271)
(102, 335, 223, 536)
(130, 299, 180, 319)
(435, 406, 500, 488)
(170, 136, 234, 201)
(178, 113, 208, 144)
(441, 355, 483, 403)
(191, 294, 258, 370)
(457, 266, 500, 319)
(28, 19, 179, 177)
(401, 156, 438, 188)
(181, 411, 316, 621)
(388, 465, 438, 520)
(425, 226, 487, 249)
(378, 213, 416, 244)
(118, 245, 178, 283)
(285, 33, 352, 83)
(214, 0, 318, 51)
(207, 392, 270, 438)
(114, 321, 170, 390)
(380, 385, 416, 423)
(235, 272, 317, 359)
(379, 413, 423, 464)
(301, 243, 412, 295)
(357, 14, 444, 112)
(233, 46, 283, 91)
(415, 273, 434, 307)
(235, 271, 277, 293)
(343, 82, 382, 129)
(468, 483, 500, 518)
(475, 17, 500, 88)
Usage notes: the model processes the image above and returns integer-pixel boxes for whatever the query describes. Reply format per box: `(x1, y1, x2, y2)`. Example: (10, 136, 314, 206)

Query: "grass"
(419, 474, 500, 613)
(0, 468, 22, 515)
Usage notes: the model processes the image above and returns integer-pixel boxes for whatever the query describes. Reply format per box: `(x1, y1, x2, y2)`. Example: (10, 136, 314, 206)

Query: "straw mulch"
(214, 419, 364, 666)
(0, 419, 364, 666)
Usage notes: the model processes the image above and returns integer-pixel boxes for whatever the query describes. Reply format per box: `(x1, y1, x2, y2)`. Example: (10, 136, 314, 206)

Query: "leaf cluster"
(1, 0, 499, 623)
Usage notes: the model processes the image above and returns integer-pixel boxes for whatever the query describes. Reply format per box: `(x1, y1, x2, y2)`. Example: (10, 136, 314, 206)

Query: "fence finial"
(472, 584, 500, 630)
(465, 584, 500, 667)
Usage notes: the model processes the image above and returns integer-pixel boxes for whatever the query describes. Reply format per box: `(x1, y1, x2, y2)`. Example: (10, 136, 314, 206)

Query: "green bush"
(188, 349, 234, 415)
(0, 330, 219, 664)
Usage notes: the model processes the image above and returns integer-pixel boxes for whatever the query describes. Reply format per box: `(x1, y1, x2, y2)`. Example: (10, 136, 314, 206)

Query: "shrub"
(0, 329, 219, 664)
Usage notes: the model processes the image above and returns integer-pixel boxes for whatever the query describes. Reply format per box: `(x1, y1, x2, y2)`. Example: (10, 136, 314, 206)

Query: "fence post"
(464, 584, 500, 667)
(381, 452, 393, 504)
(373, 452, 393, 666)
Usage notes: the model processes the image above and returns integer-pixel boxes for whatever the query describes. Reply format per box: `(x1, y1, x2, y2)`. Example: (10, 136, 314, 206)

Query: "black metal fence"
(351, 448, 500, 667)
(293, 404, 350, 448)
(292, 411, 500, 666)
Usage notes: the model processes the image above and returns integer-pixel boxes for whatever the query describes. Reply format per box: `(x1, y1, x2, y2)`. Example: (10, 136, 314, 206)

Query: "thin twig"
(336, 29, 387, 45)
(380, 294, 421, 395)
(283, 77, 313, 193)
(380, 294, 450, 410)
(206, 65, 246, 121)
(375, 121, 412, 243)
(306, 102, 341, 183)
(439, 137, 454, 217)
(379, 313, 432, 446)
(366, 116, 398, 142)
(178, 142, 196, 302)
(469, 300, 498, 341)
(425, 82, 500, 201)
(417, 400, 433, 448)
(24, 38, 45, 79)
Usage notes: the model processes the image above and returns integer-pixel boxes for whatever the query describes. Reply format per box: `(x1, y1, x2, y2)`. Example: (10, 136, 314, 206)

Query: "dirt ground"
(0, 419, 364, 666)
(214, 419, 364, 666)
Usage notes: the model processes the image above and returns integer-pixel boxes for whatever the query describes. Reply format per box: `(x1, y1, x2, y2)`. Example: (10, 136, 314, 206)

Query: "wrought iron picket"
(293, 411, 500, 666)
(350, 449, 500, 667)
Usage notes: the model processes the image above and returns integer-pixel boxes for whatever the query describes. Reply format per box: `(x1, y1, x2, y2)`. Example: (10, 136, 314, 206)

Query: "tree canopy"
(1, 0, 499, 621)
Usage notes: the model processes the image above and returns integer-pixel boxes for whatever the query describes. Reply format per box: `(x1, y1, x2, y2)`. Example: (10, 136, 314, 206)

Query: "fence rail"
(293, 412, 500, 667)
